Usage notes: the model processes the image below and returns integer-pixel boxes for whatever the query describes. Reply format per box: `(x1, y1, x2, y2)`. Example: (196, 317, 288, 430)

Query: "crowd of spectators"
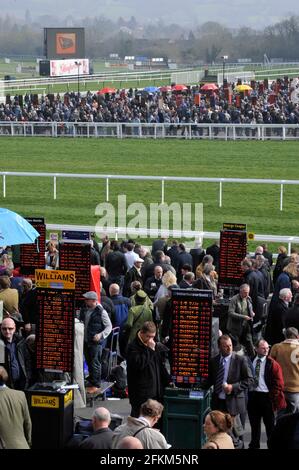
(1, 237, 299, 449)
(1, 77, 299, 127)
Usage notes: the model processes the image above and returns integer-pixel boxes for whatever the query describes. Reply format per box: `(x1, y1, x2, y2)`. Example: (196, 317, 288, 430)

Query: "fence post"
(282, 125, 286, 141)
(219, 181, 223, 208)
(106, 178, 109, 202)
(54, 176, 57, 200)
(161, 179, 165, 204)
(3, 174, 6, 198)
(280, 183, 284, 211)
(154, 125, 157, 140)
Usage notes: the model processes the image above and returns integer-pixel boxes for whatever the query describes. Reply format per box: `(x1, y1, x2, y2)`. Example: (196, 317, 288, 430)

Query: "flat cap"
(83, 291, 98, 300)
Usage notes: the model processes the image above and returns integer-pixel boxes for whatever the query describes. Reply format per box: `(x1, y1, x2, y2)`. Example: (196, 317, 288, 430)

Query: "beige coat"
(270, 339, 299, 392)
(0, 288, 19, 314)
(112, 416, 168, 449)
(203, 432, 234, 449)
(0, 386, 32, 449)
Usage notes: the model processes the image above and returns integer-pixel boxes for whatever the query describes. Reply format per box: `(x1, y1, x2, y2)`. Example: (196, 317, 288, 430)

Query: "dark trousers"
(211, 395, 228, 413)
(247, 391, 275, 448)
(211, 394, 245, 448)
(84, 342, 103, 387)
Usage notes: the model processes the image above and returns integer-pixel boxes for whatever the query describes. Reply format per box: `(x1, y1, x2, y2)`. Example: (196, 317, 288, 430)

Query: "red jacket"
(250, 355, 286, 411)
(265, 356, 287, 411)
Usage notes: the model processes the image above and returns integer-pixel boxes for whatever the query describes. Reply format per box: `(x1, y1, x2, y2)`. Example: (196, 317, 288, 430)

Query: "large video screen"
(44, 28, 85, 59)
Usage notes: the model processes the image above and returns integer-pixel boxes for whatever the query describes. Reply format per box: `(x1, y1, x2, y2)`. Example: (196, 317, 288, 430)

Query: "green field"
(0, 138, 299, 249)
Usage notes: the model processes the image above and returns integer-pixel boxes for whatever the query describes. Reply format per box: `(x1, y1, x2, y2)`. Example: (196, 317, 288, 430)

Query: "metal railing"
(0, 121, 299, 141)
(46, 223, 299, 254)
(1, 170, 298, 212)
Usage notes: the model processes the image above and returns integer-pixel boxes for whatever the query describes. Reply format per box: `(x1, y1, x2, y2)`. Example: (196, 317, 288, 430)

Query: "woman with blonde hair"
(203, 411, 234, 449)
(273, 245, 288, 285)
(154, 270, 177, 302)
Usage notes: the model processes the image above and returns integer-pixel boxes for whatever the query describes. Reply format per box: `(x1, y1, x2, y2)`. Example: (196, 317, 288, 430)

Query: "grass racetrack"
(1, 138, 298, 249)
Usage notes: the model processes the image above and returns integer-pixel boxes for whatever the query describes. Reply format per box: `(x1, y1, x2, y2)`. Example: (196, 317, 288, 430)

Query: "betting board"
(59, 242, 91, 303)
(218, 229, 247, 288)
(170, 289, 213, 387)
(36, 281, 75, 373)
(20, 217, 46, 275)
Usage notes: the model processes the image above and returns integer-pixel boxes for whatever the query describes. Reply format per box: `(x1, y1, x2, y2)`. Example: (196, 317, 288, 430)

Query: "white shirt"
(253, 355, 269, 393)
(218, 354, 232, 400)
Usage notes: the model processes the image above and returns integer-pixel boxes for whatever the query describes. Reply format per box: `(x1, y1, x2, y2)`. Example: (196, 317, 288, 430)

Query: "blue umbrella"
(143, 86, 159, 93)
(0, 208, 40, 246)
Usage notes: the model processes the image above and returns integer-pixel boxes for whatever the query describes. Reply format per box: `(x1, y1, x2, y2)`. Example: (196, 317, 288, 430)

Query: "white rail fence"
(46, 223, 299, 254)
(1, 171, 298, 212)
(0, 122, 299, 141)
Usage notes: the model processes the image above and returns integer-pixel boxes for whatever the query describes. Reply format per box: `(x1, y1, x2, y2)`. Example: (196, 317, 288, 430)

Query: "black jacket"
(105, 250, 128, 277)
(189, 248, 205, 273)
(283, 305, 299, 331)
(127, 334, 171, 408)
(0, 335, 32, 390)
(19, 288, 38, 324)
(243, 269, 260, 311)
(123, 266, 143, 297)
(144, 276, 162, 300)
(206, 244, 220, 272)
(268, 412, 299, 449)
(265, 298, 289, 346)
(79, 428, 114, 449)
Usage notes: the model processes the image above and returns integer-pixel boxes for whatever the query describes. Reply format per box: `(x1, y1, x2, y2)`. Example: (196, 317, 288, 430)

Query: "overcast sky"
(2, 0, 299, 29)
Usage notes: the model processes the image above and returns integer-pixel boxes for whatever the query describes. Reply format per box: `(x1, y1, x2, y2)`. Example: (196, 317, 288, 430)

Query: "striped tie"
(254, 358, 262, 387)
(214, 357, 225, 395)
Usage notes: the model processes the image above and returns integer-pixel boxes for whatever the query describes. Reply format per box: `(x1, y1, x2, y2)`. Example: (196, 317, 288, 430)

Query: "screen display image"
(56, 33, 76, 55)
(170, 289, 213, 387)
(59, 242, 91, 303)
(44, 28, 85, 59)
(218, 229, 247, 287)
(20, 218, 46, 275)
(36, 289, 75, 372)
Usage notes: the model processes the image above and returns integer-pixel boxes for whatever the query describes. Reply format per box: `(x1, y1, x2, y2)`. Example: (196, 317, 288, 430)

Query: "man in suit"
(203, 334, 253, 446)
(79, 407, 113, 449)
(265, 288, 293, 346)
(227, 284, 255, 358)
(0, 317, 31, 390)
(205, 334, 253, 415)
(0, 366, 32, 449)
(247, 339, 286, 449)
(284, 297, 299, 331)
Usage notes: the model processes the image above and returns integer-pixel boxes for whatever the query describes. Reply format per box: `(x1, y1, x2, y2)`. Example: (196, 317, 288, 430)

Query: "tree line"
(0, 14, 299, 63)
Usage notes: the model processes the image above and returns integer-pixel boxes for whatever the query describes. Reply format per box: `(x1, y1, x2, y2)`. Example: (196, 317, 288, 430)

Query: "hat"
(134, 257, 144, 263)
(136, 289, 147, 299)
(83, 291, 98, 300)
